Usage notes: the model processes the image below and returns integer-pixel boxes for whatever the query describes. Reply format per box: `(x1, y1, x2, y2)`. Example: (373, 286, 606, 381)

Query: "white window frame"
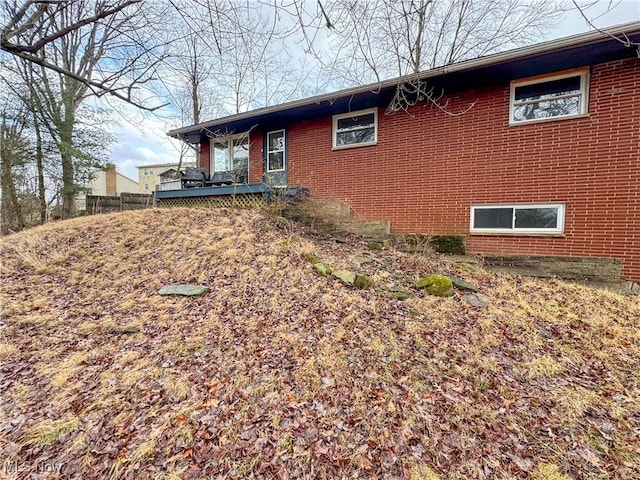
(210, 133, 250, 175)
(266, 129, 286, 173)
(509, 69, 589, 125)
(470, 203, 565, 235)
(332, 108, 378, 149)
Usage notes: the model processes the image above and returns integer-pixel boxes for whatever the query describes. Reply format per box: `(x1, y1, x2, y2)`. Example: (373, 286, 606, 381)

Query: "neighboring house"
(76, 164, 139, 211)
(163, 23, 640, 282)
(137, 162, 196, 192)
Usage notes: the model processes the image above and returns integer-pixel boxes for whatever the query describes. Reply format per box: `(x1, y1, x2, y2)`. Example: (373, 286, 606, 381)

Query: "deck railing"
(157, 179, 182, 191)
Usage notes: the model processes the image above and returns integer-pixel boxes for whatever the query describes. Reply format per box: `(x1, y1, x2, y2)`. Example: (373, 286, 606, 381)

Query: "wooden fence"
(86, 193, 153, 214)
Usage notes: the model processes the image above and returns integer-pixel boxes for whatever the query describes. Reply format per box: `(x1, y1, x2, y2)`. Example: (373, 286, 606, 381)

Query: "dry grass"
(0, 208, 639, 479)
(27, 416, 79, 445)
(533, 463, 572, 480)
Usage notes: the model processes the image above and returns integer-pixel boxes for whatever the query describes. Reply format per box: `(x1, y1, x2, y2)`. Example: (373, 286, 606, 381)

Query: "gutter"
(167, 21, 640, 138)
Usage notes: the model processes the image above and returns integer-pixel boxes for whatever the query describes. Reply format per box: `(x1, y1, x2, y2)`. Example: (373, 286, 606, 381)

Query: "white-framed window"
(470, 203, 565, 234)
(332, 108, 377, 149)
(266, 130, 285, 172)
(210, 134, 249, 173)
(510, 69, 589, 124)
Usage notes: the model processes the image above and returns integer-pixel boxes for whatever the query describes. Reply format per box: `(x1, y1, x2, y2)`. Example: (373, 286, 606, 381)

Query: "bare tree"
(317, 0, 564, 85)
(1, 0, 168, 110)
(170, 1, 320, 115)
(0, 104, 29, 233)
(3, 0, 154, 217)
(569, 0, 640, 51)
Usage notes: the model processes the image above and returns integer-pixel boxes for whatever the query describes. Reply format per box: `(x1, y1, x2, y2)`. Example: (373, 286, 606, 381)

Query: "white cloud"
(106, 103, 194, 181)
(549, 0, 640, 38)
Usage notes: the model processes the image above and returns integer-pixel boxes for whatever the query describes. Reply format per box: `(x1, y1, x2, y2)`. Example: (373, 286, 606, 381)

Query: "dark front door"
(264, 129, 287, 187)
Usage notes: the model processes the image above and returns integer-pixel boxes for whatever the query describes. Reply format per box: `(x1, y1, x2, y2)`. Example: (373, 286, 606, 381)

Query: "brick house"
(164, 23, 640, 282)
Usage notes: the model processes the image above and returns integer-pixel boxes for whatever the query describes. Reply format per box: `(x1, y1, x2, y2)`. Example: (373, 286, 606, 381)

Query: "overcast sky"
(112, 1, 640, 182)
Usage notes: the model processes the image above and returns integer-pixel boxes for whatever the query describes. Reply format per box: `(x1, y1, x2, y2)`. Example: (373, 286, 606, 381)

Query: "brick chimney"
(105, 163, 117, 196)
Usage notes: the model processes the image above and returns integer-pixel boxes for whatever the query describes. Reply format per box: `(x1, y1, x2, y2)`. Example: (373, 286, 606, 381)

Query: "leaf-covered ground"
(1, 208, 639, 480)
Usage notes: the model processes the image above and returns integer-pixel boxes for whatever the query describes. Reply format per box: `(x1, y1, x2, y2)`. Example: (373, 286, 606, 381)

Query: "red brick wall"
(249, 131, 264, 184)
(198, 142, 210, 175)
(285, 58, 640, 280)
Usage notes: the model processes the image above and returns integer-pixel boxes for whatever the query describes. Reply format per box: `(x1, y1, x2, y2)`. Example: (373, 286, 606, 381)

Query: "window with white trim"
(266, 130, 285, 172)
(510, 70, 588, 124)
(332, 108, 377, 148)
(210, 134, 249, 173)
(470, 204, 565, 234)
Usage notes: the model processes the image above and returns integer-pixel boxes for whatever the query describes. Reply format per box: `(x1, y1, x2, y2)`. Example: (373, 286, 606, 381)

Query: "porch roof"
(167, 22, 640, 143)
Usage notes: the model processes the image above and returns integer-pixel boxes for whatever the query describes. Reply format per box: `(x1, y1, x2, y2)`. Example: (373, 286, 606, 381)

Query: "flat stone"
(353, 256, 374, 265)
(158, 284, 210, 297)
(450, 276, 479, 292)
(312, 262, 332, 276)
(354, 274, 375, 289)
(388, 288, 412, 301)
(455, 262, 478, 273)
(463, 293, 491, 308)
(332, 269, 356, 285)
(106, 325, 141, 334)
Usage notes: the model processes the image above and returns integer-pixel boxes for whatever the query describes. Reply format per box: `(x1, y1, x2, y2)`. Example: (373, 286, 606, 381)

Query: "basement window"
(470, 204, 565, 234)
(510, 70, 588, 124)
(333, 108, 377, 149)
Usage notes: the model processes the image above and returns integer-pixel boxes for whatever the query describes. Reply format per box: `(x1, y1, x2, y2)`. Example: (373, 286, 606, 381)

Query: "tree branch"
(10, 48, 166, 111)
(1, 0, 141, 54)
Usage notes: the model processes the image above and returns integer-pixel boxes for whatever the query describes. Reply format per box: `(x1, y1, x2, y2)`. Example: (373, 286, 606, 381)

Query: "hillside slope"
(1, 208, 639, 479)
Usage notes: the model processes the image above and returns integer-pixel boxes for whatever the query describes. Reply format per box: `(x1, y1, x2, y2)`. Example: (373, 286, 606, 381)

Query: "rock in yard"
(388, 288, 412, 301)
(332, 269, 356, 285)
(158, 284, 210, 297)
(354, 274, 375, 289)
(313, 262, 332, 276)
(463, 293, 491, 308)
(353, 256, 374, 266)
(450, 276, 479, 292)
(456, 262, 478, 273)
(106, 325, 141, 335)
(416, 274, 453, 297)
(367, 241, 384, 250)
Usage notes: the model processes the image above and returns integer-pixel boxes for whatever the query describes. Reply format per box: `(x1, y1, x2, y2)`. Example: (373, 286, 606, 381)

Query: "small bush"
(429, 235, 465, 255)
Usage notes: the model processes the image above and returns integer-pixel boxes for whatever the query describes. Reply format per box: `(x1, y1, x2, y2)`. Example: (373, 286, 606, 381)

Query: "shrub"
(429, 235, 465, 255)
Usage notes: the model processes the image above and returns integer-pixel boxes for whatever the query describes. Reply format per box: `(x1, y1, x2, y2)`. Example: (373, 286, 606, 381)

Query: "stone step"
(335, 219, 390, 238)
(305, 201, 351, 221)
(482, 255, 622, 283)
(283, 201, 389, 240)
